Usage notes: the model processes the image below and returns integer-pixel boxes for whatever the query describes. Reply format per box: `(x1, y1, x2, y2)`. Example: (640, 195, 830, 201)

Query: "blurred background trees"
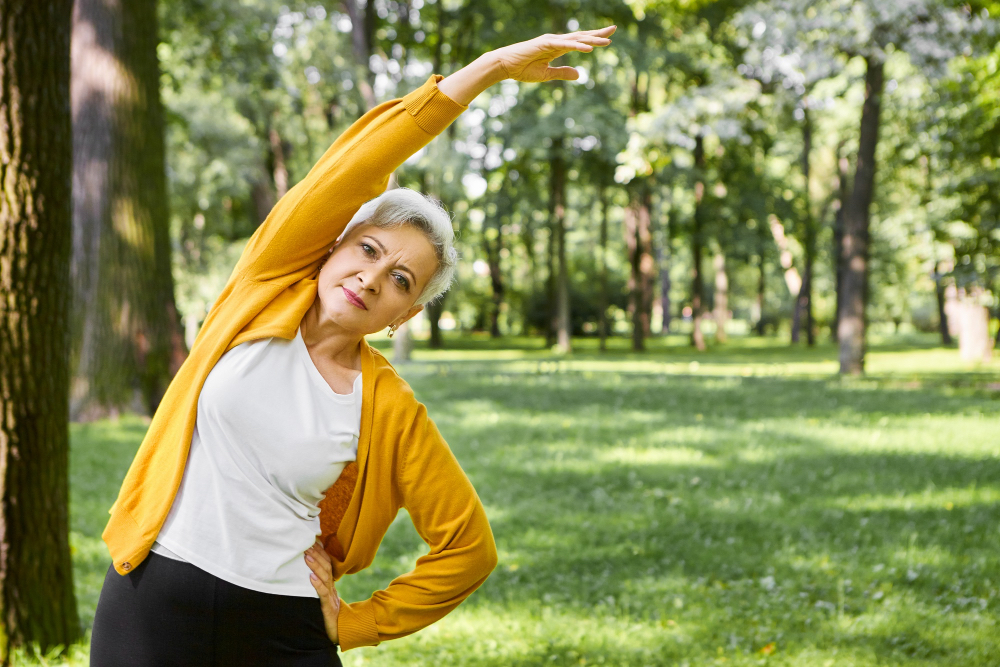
(76, 0, 1000, 400)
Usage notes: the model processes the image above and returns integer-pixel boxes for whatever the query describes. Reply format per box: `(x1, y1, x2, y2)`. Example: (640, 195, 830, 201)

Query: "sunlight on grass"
(27, 336, 998, 666)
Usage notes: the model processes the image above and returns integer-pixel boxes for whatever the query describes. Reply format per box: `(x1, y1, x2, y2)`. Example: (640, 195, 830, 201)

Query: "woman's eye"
(361, 243, 376, 257)
(393, 273, 410, 290)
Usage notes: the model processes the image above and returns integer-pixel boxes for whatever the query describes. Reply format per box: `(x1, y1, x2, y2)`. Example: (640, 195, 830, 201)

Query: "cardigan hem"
(103, 505, 147, 575)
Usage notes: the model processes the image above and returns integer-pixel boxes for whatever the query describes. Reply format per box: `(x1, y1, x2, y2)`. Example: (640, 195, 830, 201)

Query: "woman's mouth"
(342, 286, 368, 310)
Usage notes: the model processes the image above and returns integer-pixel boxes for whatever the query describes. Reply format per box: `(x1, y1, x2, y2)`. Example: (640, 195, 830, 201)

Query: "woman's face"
(315, 222, 439, 335)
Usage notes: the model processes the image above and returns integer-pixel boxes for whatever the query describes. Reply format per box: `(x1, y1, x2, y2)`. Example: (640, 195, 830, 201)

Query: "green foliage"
(157, 0, 1000, 343)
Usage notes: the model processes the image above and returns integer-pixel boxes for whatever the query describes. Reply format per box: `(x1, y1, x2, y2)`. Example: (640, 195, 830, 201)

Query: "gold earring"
(388, 324, 397, 338)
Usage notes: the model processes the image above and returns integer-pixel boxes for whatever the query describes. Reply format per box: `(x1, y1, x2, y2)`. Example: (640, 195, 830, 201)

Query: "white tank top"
(151, 327, 361, 597)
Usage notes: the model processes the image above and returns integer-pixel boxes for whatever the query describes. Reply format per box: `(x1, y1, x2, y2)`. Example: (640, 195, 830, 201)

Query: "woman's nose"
(357, 268, 378, 293)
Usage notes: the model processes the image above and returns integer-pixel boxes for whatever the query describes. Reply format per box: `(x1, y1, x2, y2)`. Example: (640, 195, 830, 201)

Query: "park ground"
(25, 334, 1000, 666)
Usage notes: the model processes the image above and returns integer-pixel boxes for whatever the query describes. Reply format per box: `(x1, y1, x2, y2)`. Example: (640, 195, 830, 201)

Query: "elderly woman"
(89, 26, 614, 667)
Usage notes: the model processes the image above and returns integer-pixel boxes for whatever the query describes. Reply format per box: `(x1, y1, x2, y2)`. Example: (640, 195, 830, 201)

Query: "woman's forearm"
(437, 53, 507, 106)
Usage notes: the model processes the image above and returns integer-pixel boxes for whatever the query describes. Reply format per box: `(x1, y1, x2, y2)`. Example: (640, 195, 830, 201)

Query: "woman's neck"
(299, 301, 364, 371)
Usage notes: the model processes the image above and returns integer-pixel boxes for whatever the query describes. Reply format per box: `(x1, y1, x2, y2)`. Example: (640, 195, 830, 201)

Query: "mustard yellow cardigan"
(102, 75, 498, 651)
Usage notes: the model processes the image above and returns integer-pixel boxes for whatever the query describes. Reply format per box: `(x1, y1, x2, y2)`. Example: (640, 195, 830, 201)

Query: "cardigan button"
(121, 561, 132, 571)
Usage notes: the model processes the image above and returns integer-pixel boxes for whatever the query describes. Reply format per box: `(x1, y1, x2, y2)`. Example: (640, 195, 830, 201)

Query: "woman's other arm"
(336, 396, 498, 651)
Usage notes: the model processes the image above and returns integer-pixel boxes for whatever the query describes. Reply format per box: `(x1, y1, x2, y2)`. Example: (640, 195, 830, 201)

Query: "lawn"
(35, 335, 1000, 665)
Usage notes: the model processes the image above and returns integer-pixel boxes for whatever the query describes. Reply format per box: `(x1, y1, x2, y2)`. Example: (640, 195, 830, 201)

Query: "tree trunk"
(933, 262, 953, 346)
(70, 0, 185, 420)
(392, 322, 413, 363)
(755, 249, 766, 336)
(832, 140, 849, 342)
(625, 185, 653, 351)
(922, 157, 952, 347)
(690, 135, 706, 351)
(838, 58, 884, 375)
(598, 185, 609, 350)
(0, 0, 81, 658)
(269, 125, 289, 199)
(639, 188, 655, 340)
(713, 249, 728, 343)
(549, 135, 570, 352)
(797, 103, 816, 346)
(427, 298, 444, 349)
(957, 293, 992, 363)
(483, 222, 504, 338)
(343, 0, 376, 109)
(660, 204, 672, 335)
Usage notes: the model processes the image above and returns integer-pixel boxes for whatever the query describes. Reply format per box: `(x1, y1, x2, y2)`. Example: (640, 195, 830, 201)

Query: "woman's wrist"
(437, 52, 507, 106)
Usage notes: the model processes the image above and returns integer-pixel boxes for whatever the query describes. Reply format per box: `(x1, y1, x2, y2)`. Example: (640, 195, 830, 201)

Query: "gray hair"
(338, 188, 458, 306)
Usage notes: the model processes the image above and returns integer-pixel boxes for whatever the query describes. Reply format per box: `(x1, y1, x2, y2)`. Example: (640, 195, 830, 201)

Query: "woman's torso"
(152, 327, 361, 597)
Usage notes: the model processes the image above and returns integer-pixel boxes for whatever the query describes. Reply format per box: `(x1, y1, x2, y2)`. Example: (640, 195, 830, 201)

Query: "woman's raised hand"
(438, 26, 615, 105)
(494, 26, 616, 83)
(305, 541, 341, 645)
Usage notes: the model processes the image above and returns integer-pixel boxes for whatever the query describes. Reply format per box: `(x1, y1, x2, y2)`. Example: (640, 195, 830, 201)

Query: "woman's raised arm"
(438, 26, 615, 105)
(232, 27, 615, 284)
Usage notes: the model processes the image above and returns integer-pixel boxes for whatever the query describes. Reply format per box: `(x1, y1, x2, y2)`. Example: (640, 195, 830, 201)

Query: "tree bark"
(625, 185, 653, 351)
(690, 135, 706, 351)
(755, 248, 766, 336)
(0, 0, 81, 658)
(659, 203, 672, 335)
(343, 0, 377, 109)
(483, 221, 504, 338)
(933, 261, 953, 346)
(70, 0, 185, 420)
(426, 298, 444, 349)
(598, 185, 609, 350)
(838, 58, 884, 375)
(268, 125, 289, 199)
(795, 103, 816, 346)
(549, 135, 570, 352)
(832, 140, 849, 342)
(713, 249, 728, 343)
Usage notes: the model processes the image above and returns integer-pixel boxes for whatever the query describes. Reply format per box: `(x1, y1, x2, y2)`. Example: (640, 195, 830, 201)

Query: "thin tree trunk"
(660, 203, 672, 335)
(71, 0, 185, 420)
(639, 187, 654, 340)
(483, 221, 504, 338)
(838, 57, 884, 375)
(691, 135, 706, 351)
(921, 156, 952, 347)
(626, 185, 653, 351)
(598, 185, 609, 350)
(343, 0, 376, 109)
(0, 0, 81, 657)
(269, 125, 289, 199)
(798, 103, 816, 346)
(549, 134, 570, 352)
(755, 248, 766, 336)
(934, 261, 953, 346)
(713, 249, 728, 343)
(625, 193, 642, 351)
(427, 298, 444, 349)
(832, 140, 849, 342)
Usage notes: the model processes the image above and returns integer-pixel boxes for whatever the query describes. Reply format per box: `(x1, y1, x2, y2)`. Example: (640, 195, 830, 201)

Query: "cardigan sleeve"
(233, 75, 467, 283)
(336, 394, 498, 651)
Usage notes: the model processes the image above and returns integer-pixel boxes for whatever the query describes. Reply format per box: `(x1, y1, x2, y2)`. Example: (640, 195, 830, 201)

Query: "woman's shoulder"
(367, 345, 419, 405)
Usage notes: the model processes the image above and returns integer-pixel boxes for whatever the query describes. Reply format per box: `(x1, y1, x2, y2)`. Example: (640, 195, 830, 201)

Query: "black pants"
(91, 551, 342, 667)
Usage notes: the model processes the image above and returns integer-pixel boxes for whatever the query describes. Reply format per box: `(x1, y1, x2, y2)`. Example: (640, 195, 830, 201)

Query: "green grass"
(31, 335, 1000, 665)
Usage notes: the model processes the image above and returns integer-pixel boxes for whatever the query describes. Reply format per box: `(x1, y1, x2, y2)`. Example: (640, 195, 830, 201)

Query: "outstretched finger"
(547, 39, 596, 54)
(564, 25, 617, 39)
